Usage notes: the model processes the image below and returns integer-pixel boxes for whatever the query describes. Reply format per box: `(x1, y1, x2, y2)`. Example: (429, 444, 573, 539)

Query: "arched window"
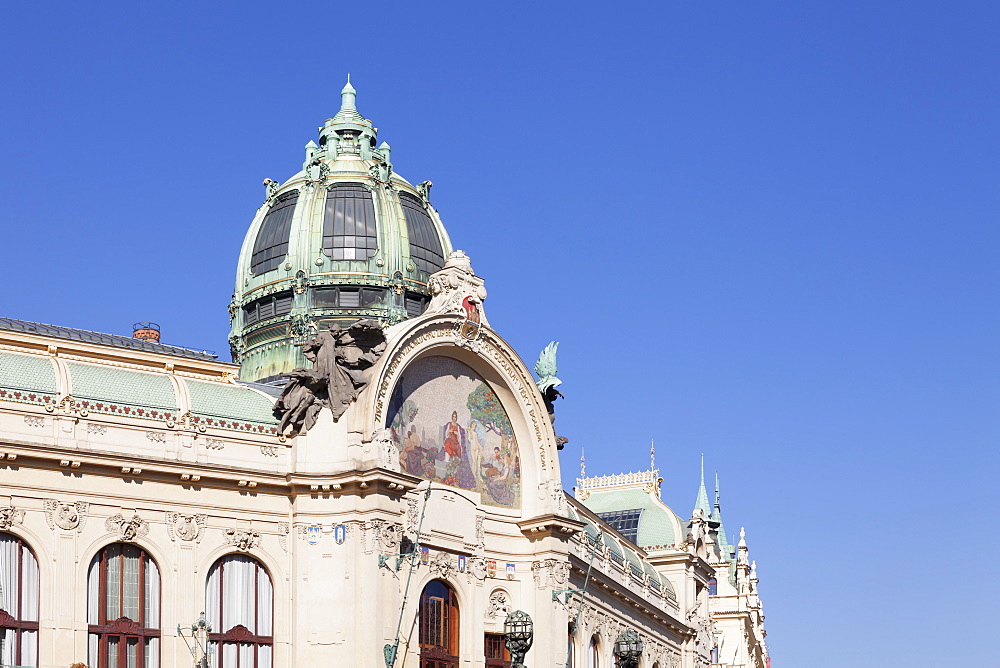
(419, 580, 459, 668)
(587, 636, 599, 668)
(323, 183, 378, 261)
(0, 533, 39, 667)
(399, 193, 445, 274)
(566, 625, 575, 668)
(708, 578, 718, 596)
(250, 190, 299, 275)
(87, 544, 160, 668)
(206, 555, 273, 668)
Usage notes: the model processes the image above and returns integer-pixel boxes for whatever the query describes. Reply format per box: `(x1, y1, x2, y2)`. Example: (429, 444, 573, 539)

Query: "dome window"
(250, 190, 299, 275)
(243, 291, 293, 326)
(399, 192, 444, 274)
(323, 183, 378, 261)
(313, 287, 387, 309)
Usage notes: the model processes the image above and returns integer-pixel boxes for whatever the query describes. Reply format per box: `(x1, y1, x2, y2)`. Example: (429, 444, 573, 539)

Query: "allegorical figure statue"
(273, 319, 387, 436)
(533, 341, 569, 450)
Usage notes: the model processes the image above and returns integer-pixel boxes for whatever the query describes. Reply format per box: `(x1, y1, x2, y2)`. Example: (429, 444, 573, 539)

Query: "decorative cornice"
(518, 513, 586, 539)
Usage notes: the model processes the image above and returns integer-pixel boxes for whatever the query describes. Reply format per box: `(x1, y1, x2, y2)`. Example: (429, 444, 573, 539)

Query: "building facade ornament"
(0, 505, 25, 530)
(428, 550, 456, 580)
(424, 251, 489, 328)
(363, 519, 401, 555)
(531, 558, 571, 589)
(484, 589, 511, 620)
(224, 528, 260, 551)
(165, 512, 206, 542)
(43, 499, 88, 531)
(106, 513, 149, 541)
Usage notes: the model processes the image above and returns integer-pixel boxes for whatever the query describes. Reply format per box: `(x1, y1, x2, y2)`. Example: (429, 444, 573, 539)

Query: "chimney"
(132, 322, 161, 343)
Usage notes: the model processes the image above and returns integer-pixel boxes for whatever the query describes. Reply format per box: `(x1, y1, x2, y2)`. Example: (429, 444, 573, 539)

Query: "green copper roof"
(231, 79, 453, 383)
(582, 488, 683, 549)
(183, 379, 278, 432)
(67, 361, 177, 412)
(694, 454, 711, 517)
(0, 351, 57, 397)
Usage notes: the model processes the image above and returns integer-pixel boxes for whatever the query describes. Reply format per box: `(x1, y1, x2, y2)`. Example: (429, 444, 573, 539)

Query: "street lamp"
(503, 610, 534, 668)
(613, 629, 643, 668)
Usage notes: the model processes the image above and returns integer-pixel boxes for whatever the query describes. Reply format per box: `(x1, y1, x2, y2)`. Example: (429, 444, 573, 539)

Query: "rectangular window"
(596, 509, 643, 545)
(485, 633, 511, 667)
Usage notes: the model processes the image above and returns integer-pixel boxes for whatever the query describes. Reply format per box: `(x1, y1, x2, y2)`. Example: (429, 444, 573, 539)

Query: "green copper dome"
(229, 79, 453, 383)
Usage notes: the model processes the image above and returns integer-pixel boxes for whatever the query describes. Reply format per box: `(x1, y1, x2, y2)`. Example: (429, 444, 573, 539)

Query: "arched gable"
(358, 314, 563, 518)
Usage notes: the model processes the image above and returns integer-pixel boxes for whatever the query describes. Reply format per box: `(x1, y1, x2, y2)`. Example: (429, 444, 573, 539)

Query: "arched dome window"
(250, 191, 299, 275)
(87, 544, 160, 668)
(206, 554, 273, 668)
(0, 532, 39, 668)
(323, 183, 378, 261)
(419, 579, 459, 667)
(399, 192, 444, 274)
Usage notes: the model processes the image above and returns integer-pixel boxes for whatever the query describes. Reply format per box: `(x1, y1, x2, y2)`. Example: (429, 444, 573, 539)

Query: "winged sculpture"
(533, 341, 569, 449)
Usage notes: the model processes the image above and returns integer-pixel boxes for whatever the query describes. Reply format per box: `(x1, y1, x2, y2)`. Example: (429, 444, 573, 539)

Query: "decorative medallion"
(44, 500, 88, 531)
(165, 512, 206, 542)
(485, 589, 511, 620)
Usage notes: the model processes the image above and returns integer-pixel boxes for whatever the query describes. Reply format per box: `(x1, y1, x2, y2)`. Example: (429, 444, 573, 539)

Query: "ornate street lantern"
(613, 629, 643, 667)
(503, 610, 534, 667)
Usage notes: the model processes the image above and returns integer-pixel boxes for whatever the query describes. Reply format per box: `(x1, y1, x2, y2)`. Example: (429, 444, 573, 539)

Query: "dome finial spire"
(340, 75, 357, 113)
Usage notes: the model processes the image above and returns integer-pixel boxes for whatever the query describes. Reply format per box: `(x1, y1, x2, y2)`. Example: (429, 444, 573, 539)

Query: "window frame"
(206, 555, 274, 668)
(250, 190, 299, 275)
(419, 580, 459, 668)
(0, 532, 39, 668)
(399, 192, 445, 274)
(322, 182, 379, 262)
(88, 543, 160, 668)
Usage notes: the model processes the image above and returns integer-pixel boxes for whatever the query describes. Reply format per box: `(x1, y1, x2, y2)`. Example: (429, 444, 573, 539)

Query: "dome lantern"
(230, 79, 453, 384)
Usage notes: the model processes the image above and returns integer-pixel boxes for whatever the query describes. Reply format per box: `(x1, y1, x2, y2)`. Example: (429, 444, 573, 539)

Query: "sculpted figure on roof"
(273, 319, 387, 435)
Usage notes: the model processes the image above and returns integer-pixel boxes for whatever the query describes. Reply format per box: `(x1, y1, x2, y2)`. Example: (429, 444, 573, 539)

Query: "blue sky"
(2, 2, 998, 665)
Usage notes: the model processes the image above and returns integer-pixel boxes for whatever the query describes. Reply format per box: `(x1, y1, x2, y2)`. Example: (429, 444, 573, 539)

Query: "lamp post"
(503, 610, 534, 668)
(613, 629, 643, 668)
(177, 612, 212, 668)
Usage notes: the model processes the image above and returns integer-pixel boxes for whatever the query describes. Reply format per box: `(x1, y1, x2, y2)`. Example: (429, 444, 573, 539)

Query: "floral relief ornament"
(106, 513, 149, 541)
(44, 500, 89, 531)
(0, 506, 25, 530)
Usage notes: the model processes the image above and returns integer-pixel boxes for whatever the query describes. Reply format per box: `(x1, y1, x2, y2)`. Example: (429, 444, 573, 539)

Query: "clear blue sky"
(2, 2, 998, 665)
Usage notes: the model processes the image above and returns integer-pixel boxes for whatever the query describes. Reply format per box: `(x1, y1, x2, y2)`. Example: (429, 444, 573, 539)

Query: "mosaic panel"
(387, 356, 521, 509)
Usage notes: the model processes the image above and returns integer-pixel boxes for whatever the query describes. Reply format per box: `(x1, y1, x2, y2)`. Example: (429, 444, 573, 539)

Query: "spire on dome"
(713, 472, 732, 559)
(331, 75, 366, 124)
(694, 454, 711, 517)
(580, 447, 586, 479)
